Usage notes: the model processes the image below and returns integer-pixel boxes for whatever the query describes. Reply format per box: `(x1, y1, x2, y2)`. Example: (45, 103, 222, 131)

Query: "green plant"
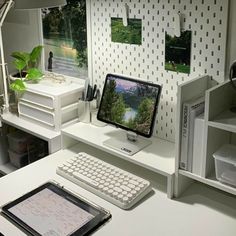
(10, 45, 44, 92)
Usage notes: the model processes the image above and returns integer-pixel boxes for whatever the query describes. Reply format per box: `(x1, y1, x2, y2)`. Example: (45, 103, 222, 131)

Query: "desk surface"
(0, 147, 236, 236)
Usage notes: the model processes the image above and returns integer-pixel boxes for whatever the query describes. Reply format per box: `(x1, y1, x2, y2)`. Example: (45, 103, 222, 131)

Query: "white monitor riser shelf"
(61, 122, 176, 198)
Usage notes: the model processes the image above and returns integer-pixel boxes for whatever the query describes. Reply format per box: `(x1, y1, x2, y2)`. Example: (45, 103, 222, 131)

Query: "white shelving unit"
(61, 122, 176, 198)
(0, 113, 61, 175)
(0, 76, 85, 175)
(175, 77, 236, 197)
(1, 113, 61, 153)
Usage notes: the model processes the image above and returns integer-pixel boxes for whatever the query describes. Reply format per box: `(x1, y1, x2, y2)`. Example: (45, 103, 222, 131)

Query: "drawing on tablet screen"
(9, 188, 94, 235)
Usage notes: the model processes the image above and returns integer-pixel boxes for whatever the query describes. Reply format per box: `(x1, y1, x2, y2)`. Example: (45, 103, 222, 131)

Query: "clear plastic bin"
(213, 144, 236, 187)
(7, 130, 32, 154)
(8, 149, 28, 168)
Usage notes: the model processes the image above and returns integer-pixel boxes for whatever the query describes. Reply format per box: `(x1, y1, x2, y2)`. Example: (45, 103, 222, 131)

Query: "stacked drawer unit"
(18, 78, 84, 131)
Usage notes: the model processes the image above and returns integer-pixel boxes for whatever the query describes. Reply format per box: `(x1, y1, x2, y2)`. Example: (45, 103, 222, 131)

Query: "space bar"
(73, 172, 99, 188)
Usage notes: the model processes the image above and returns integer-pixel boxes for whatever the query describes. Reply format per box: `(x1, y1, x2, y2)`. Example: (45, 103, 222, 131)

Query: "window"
(41, 0, 87, 79)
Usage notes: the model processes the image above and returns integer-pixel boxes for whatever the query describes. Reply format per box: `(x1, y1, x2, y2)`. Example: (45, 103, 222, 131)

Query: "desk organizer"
(18, 77, 84, 131)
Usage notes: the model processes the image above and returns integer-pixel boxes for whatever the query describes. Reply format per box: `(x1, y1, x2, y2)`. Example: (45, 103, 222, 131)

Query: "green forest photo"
(99, 76, 159, 136)
(165, 30, 192, 74)
(41, 0, 87, 78)
(111, 18, 142, 45)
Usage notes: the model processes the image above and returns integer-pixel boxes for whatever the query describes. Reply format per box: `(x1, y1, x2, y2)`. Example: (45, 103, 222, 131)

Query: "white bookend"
(180, 96, 205, 170)
(192, 113, 205, 176)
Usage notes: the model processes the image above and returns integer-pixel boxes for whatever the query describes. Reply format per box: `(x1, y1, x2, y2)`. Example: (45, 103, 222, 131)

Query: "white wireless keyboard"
(56, 152, 152, 209)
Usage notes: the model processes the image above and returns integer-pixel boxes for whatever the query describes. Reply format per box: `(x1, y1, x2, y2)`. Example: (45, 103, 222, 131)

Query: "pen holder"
(78, 99, 106, 126)
(78, 100, 91, 123)
(90, 100, 106, 127)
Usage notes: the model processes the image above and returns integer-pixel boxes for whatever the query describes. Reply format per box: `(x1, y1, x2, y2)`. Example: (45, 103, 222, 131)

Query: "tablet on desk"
(1, 181, 111, 236)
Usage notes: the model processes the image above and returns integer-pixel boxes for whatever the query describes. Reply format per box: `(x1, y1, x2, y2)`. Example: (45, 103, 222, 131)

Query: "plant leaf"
(30, 45, 43, 63)
(10, 79, 26, 92)
(11, 52, 30, 65)
(13, 59, 27, 72)
(26, 68, 43, 81)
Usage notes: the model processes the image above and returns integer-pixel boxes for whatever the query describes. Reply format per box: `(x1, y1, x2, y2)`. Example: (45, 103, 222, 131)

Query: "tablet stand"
(103, 130, 152, 155)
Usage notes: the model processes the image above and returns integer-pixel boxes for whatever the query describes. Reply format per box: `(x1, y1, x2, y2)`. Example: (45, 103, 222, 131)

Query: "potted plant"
(9, 45, 44, 92)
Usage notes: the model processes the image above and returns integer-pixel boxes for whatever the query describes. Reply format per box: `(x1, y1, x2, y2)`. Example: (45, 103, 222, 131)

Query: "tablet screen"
(1, 182, 111, 236)
(9, 188, 94, 235)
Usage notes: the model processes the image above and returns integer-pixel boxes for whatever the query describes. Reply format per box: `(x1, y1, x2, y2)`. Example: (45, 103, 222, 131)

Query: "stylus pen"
(87, 85, 94, 101)
(92, 84, 97, 99)
(96, 89, 101, 108)
(84, 78, 90, 101)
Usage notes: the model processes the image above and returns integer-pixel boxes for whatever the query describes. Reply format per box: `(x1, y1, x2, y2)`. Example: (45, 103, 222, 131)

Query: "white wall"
(2, 9, 41, 73)
(0, 9, 41, 94)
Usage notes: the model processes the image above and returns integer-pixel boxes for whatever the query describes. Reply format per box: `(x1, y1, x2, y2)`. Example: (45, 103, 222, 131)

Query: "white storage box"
(213, 144, 236, 187)
(18, 76, 84, 131)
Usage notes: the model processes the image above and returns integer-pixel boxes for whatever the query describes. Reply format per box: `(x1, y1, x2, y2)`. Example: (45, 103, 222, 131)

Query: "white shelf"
(62, 122, 175, 177)
(208, 109, 236, 133)
(0, 162, 17, 175)
(2, 113, 60, 141)
(2, 112, 61, 154)
(179, 170, 236, 196)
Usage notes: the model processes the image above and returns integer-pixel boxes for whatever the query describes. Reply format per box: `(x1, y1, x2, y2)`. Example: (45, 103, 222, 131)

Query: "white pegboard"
(90, 0, 229, 142)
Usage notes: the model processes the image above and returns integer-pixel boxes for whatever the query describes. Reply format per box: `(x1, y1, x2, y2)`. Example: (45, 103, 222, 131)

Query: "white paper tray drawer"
(62, 108, 78, 124)
(18, 102, 55, 127)
(20, 90, 54, 109)
(61, 91, 82, 108)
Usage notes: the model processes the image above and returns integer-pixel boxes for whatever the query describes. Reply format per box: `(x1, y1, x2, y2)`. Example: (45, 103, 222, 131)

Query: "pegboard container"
(90, 0, 229, 142)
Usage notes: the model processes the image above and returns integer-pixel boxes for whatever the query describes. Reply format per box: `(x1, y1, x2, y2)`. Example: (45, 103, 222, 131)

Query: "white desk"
(0, 145, 236, 236)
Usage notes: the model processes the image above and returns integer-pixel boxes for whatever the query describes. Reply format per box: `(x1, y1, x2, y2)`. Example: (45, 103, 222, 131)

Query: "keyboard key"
(120, 185, 131, 192)
(73, 172, 99, 188)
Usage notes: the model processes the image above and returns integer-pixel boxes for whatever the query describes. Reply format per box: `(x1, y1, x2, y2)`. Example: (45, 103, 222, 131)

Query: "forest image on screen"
(99, 76, 159, 136)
